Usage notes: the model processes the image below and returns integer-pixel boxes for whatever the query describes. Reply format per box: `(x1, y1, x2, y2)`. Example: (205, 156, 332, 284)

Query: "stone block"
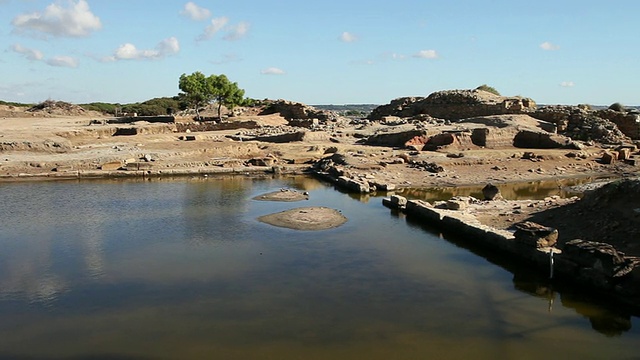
(482, 183, 502, 200)
(390, 195, 407, 207)
(601, 151, 617, 164)
(124, 162, 153, 171)
(100, 161, 122, 171)
(563, 239, 627, 277)
(617, 147, 631, 160)
(446, 199, 467, 210)
(514, 221, 558, 248)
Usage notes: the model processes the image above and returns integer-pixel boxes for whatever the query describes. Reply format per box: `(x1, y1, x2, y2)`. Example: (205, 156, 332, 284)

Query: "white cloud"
(540, 41, 560, 51)
(180, 2, 211, 21)
(157, 37, 180, 55)
(197, 17, 229, 41)
(223, 22, 249, 41)
(11, 43, 44, 61)
(560, 81, 575, 87)
(340, 31, 358, 43)
(46, 55, 78, 68)
(11, 0, 101, 38)
(103, 37, 180, 61)
(413, 49, 439, 59)
(261, 67, 285, 75)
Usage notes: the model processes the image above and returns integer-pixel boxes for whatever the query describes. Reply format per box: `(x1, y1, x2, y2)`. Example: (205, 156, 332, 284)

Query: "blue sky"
(1, 0, 638, 106)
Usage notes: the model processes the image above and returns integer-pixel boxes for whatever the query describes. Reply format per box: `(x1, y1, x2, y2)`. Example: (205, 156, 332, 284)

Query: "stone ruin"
(368, 89, 537, 121)
(529, 105, 637, 144)
(258, 99, 338, 123)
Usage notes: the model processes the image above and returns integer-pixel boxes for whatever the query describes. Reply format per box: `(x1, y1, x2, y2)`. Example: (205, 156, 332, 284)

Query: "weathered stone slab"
(514, 221, 558, 248)
(563, 239, 627, 277)
(100, 161, 122, 171)
(124, 162, 153, 171)
(482, 183, 502, 200)
(336, 176, 370, 193)
(601, 151, 617, 164)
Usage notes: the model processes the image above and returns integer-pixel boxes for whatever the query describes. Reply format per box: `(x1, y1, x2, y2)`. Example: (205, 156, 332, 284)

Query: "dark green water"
(0, 176, 637, 359)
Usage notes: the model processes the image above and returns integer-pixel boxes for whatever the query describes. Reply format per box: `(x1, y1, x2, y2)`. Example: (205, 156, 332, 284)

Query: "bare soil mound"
(253, 189, 309, 202)
(258, 206, 347, 230)
(27, 100, 100, 117)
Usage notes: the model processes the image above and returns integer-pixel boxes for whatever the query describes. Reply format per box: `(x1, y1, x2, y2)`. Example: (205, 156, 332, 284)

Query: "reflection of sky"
(0, 177, 638, 359)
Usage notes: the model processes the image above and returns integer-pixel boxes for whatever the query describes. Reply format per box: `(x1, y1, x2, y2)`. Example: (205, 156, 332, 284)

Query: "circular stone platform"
(253, 189, 309, 202)
(258, 206, 347, 231)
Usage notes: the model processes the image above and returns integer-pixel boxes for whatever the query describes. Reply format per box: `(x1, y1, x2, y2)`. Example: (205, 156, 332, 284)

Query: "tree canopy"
(178, 72, 246, 120)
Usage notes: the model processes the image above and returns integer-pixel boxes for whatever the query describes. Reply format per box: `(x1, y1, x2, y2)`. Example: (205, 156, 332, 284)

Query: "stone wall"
(595, 109, 640, 140)
(175, 120, 261, 132)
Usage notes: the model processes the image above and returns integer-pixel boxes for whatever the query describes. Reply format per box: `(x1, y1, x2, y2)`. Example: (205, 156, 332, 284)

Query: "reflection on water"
(0, 176, 638, 359)
(394, 176, 608, 201)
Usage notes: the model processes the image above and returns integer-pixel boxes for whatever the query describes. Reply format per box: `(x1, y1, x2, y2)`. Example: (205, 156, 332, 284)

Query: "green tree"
(208, 74, 245, 121)
(179, 71, 210, 120)
(608, 102, 626, 112)
(178, 72, 246, 121)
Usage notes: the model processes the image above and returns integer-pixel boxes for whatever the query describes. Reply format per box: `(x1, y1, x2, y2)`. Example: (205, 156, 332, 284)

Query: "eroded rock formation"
(368, 89, 536, 121)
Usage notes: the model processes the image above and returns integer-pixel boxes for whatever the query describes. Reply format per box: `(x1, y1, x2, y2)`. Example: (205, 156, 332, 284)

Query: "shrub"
(608, 102, 626, 112)
(475, 84, 501, 96)
(121, 97, 182, 116)
(80, 102, 119, 114)
(0, 100, 31, 107)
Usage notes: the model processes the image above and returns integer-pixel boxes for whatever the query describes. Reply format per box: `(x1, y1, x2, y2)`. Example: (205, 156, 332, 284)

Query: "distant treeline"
(0, 100, 35, 107)
(81, 97, 187, 116)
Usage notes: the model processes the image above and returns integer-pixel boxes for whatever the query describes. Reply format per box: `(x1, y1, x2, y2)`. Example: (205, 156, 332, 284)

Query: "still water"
(0, 176, 638, 359)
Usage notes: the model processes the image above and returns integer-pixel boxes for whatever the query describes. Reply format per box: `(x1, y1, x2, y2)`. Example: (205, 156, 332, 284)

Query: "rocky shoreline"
(381, 180, 640, 313)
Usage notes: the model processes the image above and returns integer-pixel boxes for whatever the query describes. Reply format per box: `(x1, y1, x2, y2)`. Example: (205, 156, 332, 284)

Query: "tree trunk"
(217, 102, 223, 122)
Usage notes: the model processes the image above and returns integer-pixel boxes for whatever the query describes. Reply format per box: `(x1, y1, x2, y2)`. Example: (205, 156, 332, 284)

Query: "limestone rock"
(563, 239, 630, 278)
(513, 129, 570, 149)
(100, 161, 122, 171)
(514, 221, 558, 248)
(383, 195, 407, 209)
(365, 127, 427, 147)
(446, 199, 467, 210)
(368, 89, 536, 121)
(482, 183, 502, 200)
(601, 151, 617, 164)
(337, 176, 370, 193)
(390, 195, 407, 207)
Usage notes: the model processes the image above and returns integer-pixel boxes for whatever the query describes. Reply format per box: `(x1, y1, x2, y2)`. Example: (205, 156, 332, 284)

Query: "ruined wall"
(258, 100, 337, 122)
(368, 90, 536, 121)
(595, 109, 640, 140)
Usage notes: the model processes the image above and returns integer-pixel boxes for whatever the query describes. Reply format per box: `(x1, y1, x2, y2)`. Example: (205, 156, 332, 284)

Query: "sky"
(1, 0, 639, 106)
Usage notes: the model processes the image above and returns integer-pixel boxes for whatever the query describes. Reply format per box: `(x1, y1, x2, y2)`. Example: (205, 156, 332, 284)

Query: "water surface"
(0, 176, 637, 359)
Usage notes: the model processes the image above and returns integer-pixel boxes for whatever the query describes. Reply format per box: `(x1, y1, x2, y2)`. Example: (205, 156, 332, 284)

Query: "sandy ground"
(0, 113, 632, 187)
